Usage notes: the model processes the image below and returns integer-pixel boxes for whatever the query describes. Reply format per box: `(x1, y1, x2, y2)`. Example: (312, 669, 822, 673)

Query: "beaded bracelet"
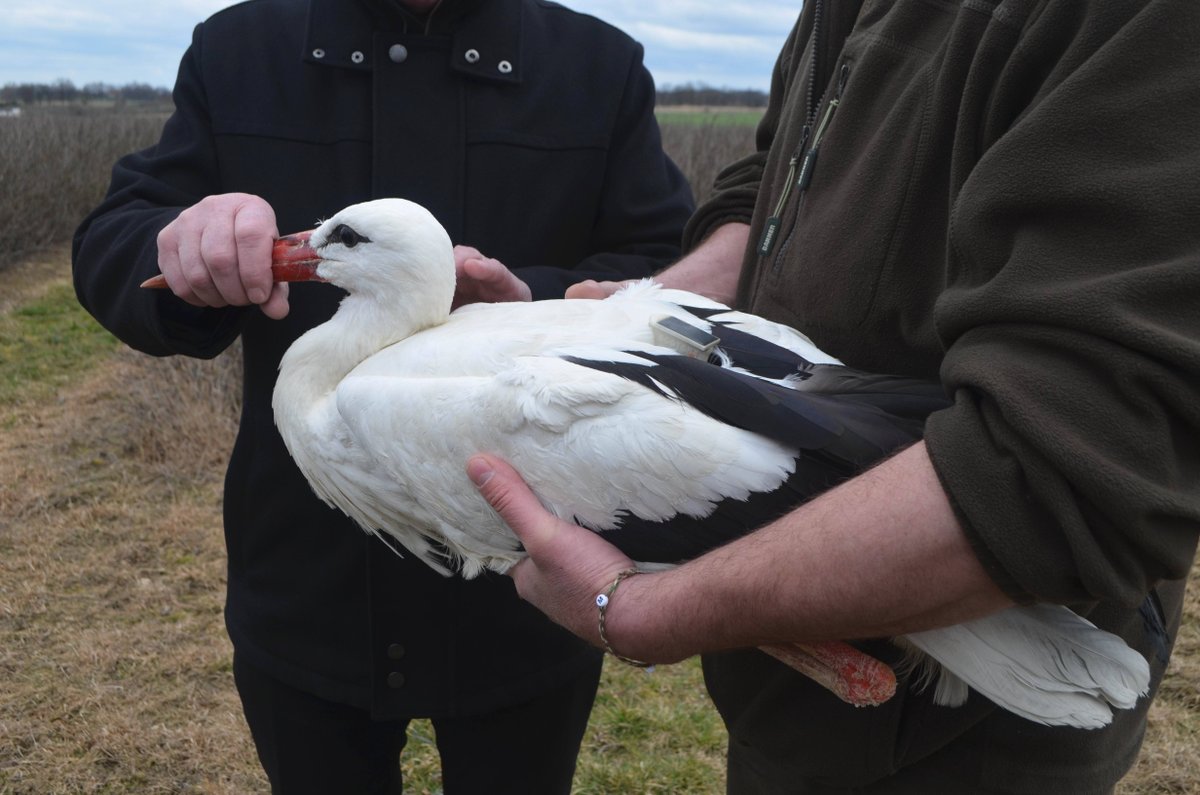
(595, 568, 653, 668)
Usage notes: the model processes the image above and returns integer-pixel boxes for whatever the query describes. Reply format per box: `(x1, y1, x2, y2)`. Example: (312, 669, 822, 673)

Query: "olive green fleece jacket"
(687, 0, 1199, 612)
(686, 0, 1199, 788)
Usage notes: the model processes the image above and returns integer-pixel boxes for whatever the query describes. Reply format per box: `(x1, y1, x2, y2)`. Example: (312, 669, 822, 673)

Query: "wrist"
(595, 569, 653, 667)
(594, 567, 694, 666)
(656, 222, 747, 306)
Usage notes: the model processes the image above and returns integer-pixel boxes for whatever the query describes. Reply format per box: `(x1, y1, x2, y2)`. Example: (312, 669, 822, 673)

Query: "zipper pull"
(757, 155, 796, 256)
(758, 126, 810, 256)
(758, 215, 783, 257)
(795, 102, 833, 193)
(797, 63, 850, 194)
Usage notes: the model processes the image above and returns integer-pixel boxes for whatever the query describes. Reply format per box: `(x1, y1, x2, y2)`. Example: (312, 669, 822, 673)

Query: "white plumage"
(269, 198, 1151, 728)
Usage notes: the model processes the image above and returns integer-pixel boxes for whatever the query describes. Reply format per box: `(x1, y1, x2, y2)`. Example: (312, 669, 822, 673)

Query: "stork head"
(139, 198, 455, 304)
(307, 199, 455, 305)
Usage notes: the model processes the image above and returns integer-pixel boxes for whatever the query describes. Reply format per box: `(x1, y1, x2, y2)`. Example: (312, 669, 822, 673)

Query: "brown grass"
(4, 257, 1199, 794)
(0, 110, 750, 274)
(0, 249, 71, 315)
(0, 306, 725, 793)
(1122, 592, 1200, 794)
(0, 342, 259, 792)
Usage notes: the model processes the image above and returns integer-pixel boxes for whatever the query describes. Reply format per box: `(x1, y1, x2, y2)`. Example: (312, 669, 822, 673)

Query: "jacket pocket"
(760, 29, 941, 337)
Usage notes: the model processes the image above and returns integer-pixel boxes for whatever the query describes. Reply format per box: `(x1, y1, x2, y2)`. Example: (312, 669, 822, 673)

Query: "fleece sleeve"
(925, 1, 1200, 607)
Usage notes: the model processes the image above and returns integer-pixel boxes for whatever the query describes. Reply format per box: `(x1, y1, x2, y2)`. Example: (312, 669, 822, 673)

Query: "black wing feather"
(561, 351, 950, 565)
(706, 321, 821, 380)
(673, 304, 824, 379)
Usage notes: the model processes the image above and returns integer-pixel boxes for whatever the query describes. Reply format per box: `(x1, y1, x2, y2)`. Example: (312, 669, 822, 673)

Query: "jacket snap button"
(497, 60, 512, 74)
(387, 671, 406, 688)
(387, 643, 406, 660)
(351, 50, 365, 64)
(388, 44, 408, 63)
(312, 48, 326, 59)
(464, 48, 480, 64)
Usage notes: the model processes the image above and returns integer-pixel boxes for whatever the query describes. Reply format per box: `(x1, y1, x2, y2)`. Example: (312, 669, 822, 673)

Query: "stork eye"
(332, 223, 370, 248)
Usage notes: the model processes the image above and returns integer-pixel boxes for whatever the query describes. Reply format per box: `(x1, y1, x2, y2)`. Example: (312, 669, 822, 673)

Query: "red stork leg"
(759, 640, 897, 707)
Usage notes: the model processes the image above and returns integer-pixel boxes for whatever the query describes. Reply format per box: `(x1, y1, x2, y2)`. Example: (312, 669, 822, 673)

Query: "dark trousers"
(233, 653, 601, 794)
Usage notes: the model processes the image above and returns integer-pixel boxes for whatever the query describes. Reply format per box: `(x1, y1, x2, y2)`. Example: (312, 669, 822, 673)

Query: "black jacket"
(73, 0, 693, 718)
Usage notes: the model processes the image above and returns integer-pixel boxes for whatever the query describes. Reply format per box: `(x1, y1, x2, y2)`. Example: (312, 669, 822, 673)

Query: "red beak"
(140, 230, 322, 289)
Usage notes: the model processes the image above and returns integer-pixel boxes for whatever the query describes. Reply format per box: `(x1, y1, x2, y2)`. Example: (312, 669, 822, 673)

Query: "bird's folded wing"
(335, 354, 798, 550)
(551, 349, 949, 563)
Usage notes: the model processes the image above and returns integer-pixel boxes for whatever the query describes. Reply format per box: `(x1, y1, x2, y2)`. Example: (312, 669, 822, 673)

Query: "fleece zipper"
(757, 0, 824, 258)
(761, 60, 850, 267)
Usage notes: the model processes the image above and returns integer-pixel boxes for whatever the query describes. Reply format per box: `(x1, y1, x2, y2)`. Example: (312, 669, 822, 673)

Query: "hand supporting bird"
(468, 454, 667, 662)
(469, 453, 901, 707)
(564, 278, 636, 300)
(451, 246, 532, 309)
(563, 222, 752, 304)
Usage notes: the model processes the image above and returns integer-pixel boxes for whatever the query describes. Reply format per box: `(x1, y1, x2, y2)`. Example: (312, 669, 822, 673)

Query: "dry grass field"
(2, 254, 1197, 794)
(1, 110, 1197, 793)
(0, 250, 728, 793)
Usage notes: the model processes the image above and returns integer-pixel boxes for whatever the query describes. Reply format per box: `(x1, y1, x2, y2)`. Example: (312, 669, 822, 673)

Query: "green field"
(657, 107, 764, 127)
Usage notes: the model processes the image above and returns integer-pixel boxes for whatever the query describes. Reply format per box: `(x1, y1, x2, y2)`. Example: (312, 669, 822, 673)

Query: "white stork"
(149, 198, 1152, 728)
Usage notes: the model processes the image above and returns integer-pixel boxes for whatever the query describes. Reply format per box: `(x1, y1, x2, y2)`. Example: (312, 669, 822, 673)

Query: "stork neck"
(277, 289, 448, 404)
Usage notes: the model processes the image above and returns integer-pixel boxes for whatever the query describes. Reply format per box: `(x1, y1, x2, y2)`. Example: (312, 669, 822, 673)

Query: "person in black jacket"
(72, 1, 693, 792)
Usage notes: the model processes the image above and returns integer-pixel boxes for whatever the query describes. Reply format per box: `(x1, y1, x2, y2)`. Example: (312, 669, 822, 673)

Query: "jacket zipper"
(759, 61, 850, 262)
(796, 62, 850, 193)
(757, 125, 810, 257)
(804, 0, 824, 123)
(758, 0, 824, 258)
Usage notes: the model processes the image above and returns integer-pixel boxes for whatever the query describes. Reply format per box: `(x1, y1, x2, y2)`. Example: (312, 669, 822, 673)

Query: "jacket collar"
(303, 0, 523, 84)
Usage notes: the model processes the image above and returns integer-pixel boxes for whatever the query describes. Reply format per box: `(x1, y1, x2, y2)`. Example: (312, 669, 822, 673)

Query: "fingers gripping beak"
(140, 230, 323, 289)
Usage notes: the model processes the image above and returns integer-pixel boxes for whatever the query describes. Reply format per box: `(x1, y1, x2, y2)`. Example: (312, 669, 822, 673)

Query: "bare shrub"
(661, 120, 757, 205)
(110, 343, 244, 483)
(1, 108, 745, 274)
(0, 109, 166, 269)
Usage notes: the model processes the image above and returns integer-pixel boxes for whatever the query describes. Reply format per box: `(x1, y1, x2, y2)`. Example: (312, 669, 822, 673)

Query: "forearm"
(607, 442, 1013, 661)
(653, 222, 749, 306)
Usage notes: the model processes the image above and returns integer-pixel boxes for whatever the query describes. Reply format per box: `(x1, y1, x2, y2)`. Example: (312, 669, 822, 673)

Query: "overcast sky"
(1, 1, 799, 92)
